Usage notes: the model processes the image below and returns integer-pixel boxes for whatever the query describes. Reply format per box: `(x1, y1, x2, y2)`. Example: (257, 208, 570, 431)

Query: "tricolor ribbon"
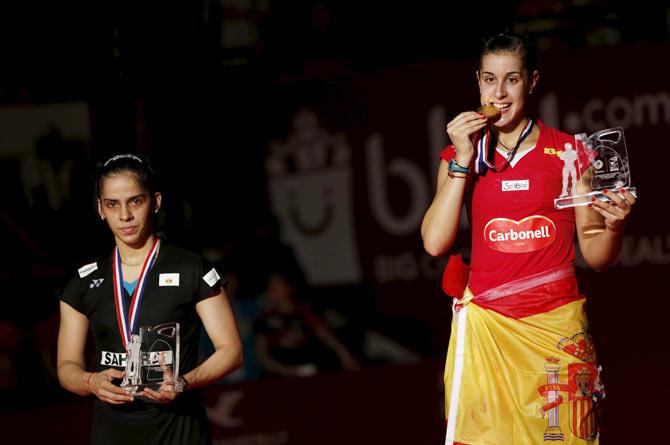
(112, 238, 160, 349)
(474, 119, 535, 174)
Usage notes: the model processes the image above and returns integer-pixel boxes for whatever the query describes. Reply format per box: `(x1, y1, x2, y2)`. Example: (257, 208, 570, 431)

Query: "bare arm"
(184, 288, 243, 388)
(421, 111, 485, 256)
(421, 161, 469, 256)
(576, 189, 636, 271)
(56, 301, 90, 396)
(57, 301, 132, 404)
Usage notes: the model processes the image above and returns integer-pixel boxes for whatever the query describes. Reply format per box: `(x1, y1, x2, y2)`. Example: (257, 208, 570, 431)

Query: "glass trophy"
(554, 127, 637, 209)
(120, 322, 183, 396)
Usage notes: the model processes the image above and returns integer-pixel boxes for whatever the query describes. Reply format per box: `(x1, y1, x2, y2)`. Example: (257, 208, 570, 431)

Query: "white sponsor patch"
(78, 262, 98, 278)
(101, 351, 173, 368)
(101, 351, 127, 367)
(159, 273, 180, 287)
(501, 179, 529, 192)
(203, 268, 221, 287)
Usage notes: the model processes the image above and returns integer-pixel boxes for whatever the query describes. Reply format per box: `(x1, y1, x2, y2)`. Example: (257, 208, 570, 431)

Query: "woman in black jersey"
(57, 154, 243, 444)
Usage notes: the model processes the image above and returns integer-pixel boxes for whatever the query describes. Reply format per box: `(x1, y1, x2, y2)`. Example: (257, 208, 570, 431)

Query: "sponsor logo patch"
(90, 278, 104, 288)
(484, 215, 556, 253)
(502, 179, 529, 192)
(203, 268, 221, 287)
(78, 262, 98, 278)
(159, 273, 180, 287)
(100, 351, 173, 367)
(101, 351, 127, 367)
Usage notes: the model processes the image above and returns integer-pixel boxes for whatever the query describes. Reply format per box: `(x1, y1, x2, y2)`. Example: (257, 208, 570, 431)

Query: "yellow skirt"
(443, 282, 603, 445)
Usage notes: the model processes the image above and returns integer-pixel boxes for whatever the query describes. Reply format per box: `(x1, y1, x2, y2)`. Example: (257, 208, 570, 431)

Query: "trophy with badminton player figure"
(554, 127, 637, 209)
(120, 322, 183, 396)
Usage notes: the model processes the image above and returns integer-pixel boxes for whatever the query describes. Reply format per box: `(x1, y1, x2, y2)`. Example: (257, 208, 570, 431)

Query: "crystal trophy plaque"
(120, 322, 183, 395)
(554, 127, 637, 209)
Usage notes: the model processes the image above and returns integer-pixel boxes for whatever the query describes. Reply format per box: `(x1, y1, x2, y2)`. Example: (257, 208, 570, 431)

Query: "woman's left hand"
(138, 357, 181, 403)
(590, 188, 636, 233)
(140, 384, 179, 404)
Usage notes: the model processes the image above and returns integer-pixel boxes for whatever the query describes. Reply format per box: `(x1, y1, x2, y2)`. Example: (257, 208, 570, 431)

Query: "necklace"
(474, 119, 535, 174)
(495, 119, 530, 152)
(493, 119, 534, 170)
(121, 260, 143, 267)
(119, 241, 160, 267)
(497, 137, 513, 151)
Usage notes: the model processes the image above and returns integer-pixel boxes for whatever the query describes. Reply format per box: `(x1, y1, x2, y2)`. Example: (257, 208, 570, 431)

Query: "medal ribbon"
(112, 238, 160, 349)
(475, 119, 534, 174)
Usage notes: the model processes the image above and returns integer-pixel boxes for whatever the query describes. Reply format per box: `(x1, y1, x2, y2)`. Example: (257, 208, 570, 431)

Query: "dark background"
(0, 1, 668, 444)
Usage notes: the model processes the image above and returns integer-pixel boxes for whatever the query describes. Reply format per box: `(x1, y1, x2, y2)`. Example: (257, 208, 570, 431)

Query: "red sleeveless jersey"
(440, 120, 580, 296)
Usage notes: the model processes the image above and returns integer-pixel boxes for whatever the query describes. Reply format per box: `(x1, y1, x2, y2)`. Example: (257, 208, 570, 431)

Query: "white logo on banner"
(539, 91, 670, 133)
(267, 108, 361, 286)
(206, 390, 246, 428)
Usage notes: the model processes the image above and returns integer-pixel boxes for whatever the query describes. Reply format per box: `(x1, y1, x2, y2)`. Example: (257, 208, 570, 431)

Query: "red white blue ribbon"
(112, 238, 160, 349)
(474, 119, 534, 174)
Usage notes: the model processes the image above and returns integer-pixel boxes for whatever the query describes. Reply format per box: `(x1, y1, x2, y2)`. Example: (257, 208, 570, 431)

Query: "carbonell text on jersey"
(484, 216, 557, 253)
(489, 225, 551, 241)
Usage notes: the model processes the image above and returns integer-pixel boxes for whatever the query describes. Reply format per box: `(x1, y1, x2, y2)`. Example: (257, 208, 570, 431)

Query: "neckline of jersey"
(493, 121, 545, 168)
(111, 237, 168, 275)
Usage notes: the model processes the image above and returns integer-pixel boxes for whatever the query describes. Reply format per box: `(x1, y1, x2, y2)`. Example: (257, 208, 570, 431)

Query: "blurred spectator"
(254, 271, 359, 378)
(224, 211, 306, 299)
(19, 126, 96, 259)
(199, 271, 263, 382)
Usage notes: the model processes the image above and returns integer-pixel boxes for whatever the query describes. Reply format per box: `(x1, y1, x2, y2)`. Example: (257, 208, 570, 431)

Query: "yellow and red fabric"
(443, 258, 603, 445)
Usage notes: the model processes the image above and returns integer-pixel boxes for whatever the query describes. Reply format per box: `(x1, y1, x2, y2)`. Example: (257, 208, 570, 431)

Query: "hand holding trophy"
(554, 127, 637, 209)
(120, 322, 184, 402)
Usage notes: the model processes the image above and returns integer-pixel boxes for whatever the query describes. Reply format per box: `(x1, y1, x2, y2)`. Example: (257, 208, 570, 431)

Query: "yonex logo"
(90, 278, 105, 288)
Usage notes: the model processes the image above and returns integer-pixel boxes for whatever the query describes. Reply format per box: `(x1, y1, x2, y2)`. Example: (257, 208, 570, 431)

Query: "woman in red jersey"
(422, 32, 635, 444)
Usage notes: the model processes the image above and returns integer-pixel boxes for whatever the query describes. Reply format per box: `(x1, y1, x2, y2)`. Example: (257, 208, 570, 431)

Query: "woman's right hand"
(446, 111, 488, 166)
(88, 369, 134, 404)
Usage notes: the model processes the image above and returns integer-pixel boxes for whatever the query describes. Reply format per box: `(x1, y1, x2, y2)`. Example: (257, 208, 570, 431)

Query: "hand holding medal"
(472, 97, 534, 174)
